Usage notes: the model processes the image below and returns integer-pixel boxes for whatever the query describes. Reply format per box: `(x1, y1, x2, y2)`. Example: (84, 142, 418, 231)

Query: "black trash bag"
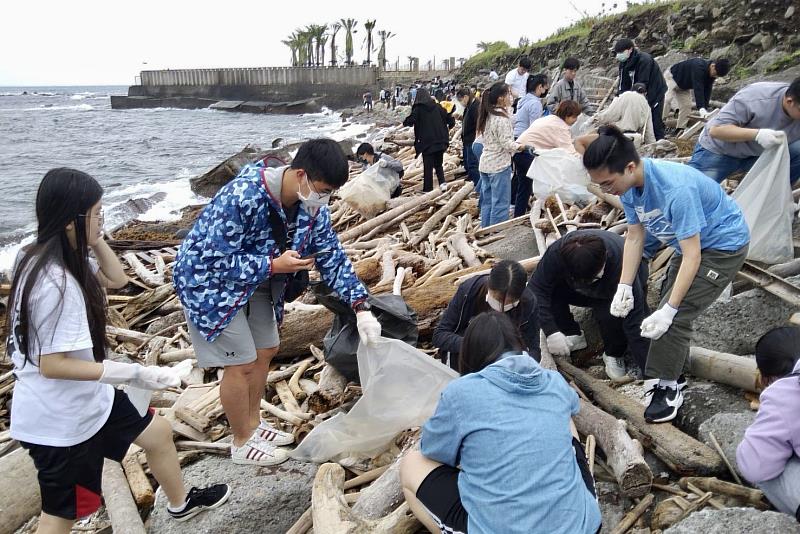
(313, 283, 418, 383)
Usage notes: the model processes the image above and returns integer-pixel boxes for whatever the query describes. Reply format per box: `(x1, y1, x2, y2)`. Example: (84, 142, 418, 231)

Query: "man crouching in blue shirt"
(582, 125, 749, 424)
(173, 139, 381, 467)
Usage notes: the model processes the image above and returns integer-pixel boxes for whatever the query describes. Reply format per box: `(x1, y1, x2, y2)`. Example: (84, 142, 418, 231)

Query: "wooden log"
(447, 232, 481, 268)
(174, 406, 211, 432)
(289, 360, 312, 400)
(0, 449, 40, 534)
(101, 460, 147, 534)
(121, 450, 155, 508)
(688, 346, 760, 393)
(260, 399, 310, 427)
(160, 348, 195, 363)
(311, 463, 419, 534)
(308, 365, 348, 414)
(351, 449, 406, 520)
(555, 358, 725, 475)
(268, 357, 316, 384)
(276, 381, 305, 416)
(124, 252, 165, 287)
(610, 493, 654, 534)
(410, 182, 474, 246)
(678, 477, 765, 506)
(339, 188, 447, 243)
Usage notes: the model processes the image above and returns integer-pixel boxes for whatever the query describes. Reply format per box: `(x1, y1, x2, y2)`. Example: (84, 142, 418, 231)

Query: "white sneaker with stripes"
(231, 435, 288, 466)
(256, 420, 294, 446)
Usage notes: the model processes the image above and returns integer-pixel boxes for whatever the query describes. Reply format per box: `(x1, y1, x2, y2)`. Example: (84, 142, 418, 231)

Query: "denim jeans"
(472, 141, 486, 221)
(757, 455, 800, 517)
(462, 144, 480, 187)
(687, 139, 800, 184)
(479, 166, 512, 227)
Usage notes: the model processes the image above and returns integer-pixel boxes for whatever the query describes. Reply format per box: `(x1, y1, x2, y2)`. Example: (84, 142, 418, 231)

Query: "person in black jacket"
(663, 57, 730, 133)
(613, 39, 667, 141)
(433, 260, 540, 370)
(457, 87, 481, 188)
(528, 230, 650, 380)
(403, 88, 456, 192)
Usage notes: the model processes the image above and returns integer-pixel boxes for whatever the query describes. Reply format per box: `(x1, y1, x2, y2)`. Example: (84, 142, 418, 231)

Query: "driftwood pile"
(0, 115, 788, 534)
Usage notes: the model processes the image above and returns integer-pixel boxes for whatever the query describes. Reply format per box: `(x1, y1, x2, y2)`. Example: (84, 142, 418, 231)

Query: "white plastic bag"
(528, 148, 594, 203)
(338, 163, 400, 217)
(731, 138, 793, 264)
(570, 113, 593, 138)
(288, 338, 457, 463)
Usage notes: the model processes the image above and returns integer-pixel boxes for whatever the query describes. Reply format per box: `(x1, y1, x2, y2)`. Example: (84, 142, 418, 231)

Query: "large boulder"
(189, 145, 292, 199)
(149, 457, 317, 534)
(697, 411, 755, 480)
(676, 380, 752, 438)
(752, 47, 789, 74)
(665, 507, 800, 533)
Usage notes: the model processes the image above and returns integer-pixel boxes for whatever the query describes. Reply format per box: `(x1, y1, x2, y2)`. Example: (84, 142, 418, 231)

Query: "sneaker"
(644, 384, 684, 423)
(643, 375, 688, 399)
(602, 353, 627, 381)
(566, 332, 587, 351)
(168, 484, 231, 522)
(256, 420, 294, 446)
(439, 182, 448, 192)
(231, 435, 288, 466)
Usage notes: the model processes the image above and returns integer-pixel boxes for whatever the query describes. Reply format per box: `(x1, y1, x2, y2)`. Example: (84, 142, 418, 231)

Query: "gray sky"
(0, 0, 626, 86)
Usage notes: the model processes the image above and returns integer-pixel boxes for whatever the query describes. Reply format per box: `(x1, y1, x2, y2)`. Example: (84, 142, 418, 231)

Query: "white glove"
(755, 129, 785, 149)
(640, 304, 679, 340)
(546, 331, 572, 357)
(356, 311, 381, 346)
(610, 284, 634, 318)
(99, 360, 181, 390)
(378, 159, 388, 168)
(698, 108, 710, 119)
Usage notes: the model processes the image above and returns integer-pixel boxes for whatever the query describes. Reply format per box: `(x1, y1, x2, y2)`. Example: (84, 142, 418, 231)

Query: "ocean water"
(0, 86, 371, 271)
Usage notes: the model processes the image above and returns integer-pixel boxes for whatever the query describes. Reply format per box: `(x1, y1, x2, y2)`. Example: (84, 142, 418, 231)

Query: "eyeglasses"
(79, 208, 104, 222)
(597, 182, 616, 193)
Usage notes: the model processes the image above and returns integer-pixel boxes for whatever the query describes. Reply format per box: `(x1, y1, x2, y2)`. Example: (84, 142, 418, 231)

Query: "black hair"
(488, 259, 528, 303)
(291, 138, 349, 188)
(519, 57, 532, 70)
(788, 77, 800, 101)
(712, 58, 730, 77)
(583, 125, 641, 174)
(755, 326, 800, 381)
(632, 83, 647, 94)
(563, 57, 580, 70)
(456, 87, 472, 99)
(459, 312, 526, 375)
(355, 142, 375, 157)
(613, 38, 635, 53)
(6, 168, 107, 364)
(414, 87, 435, 106)
(476, 82, 510, 134)
(526, 73, 549, 94)
(559, 233, 607, 283)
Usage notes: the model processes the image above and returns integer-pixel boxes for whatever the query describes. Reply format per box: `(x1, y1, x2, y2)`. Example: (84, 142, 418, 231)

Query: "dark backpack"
(266, 206, 310, 303)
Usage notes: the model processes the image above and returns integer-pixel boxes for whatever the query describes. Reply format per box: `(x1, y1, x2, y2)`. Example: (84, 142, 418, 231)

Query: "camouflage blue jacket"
(173, 163, 368, 342)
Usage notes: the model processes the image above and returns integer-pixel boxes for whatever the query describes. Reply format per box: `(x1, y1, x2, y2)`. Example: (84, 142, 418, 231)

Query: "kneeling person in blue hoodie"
(400, 312, 602, 534)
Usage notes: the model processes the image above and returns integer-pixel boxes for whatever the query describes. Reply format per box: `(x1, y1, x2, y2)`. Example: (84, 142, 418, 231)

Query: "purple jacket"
(736, 359, 800, 483)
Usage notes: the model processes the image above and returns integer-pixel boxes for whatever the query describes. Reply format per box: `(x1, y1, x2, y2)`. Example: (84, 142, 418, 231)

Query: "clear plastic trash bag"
(338, 163, 400, 217)
(528, 147, 594, 203)
(288, 338, 458, 463)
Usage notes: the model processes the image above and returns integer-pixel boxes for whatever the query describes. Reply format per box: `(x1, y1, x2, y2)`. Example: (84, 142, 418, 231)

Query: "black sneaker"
(168, 484, 231, 522)
(644, 384, 684, 423)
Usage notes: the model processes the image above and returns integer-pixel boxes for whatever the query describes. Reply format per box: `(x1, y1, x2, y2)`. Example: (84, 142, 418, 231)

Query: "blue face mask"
(616, 51, 631, 63)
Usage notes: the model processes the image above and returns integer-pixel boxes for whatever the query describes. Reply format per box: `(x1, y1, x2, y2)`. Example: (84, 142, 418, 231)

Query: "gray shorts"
(185, 288, 280, 368)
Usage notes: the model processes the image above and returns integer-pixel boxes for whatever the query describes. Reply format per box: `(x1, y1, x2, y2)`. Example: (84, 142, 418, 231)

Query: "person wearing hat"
(737, 326, 800, 523)
(612, 38, 667, 141)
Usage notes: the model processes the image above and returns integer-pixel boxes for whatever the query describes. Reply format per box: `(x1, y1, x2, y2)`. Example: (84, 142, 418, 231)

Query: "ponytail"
(582, 125, 640, 174)
(476, 82, 510, 134)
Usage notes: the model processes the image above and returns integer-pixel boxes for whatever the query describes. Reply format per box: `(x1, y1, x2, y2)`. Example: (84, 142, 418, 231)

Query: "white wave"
(0, 103, 96, 112)
(0, 235, 34, 275)
(70, 94, 87, 100)
(103, 169, 205, 226)
(300, 106, 336, 118)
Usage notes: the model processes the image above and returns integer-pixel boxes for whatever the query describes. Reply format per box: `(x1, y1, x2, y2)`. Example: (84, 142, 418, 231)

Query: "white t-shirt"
(9, 260, 114, 446)
(505, 68, 530, 99)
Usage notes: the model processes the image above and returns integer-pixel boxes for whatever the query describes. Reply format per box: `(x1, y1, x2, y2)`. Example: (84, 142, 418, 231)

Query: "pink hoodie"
(736, 359, 800, 483)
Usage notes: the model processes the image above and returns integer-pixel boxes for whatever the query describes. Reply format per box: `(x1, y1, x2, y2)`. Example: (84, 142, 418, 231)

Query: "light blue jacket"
(173, 163, 368, 341)
(421, 352, 602, 534)
(513, 93, 544, 137)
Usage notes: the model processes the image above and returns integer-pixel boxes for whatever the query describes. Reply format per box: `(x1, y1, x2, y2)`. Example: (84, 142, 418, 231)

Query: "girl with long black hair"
(6, 169, 229, 533)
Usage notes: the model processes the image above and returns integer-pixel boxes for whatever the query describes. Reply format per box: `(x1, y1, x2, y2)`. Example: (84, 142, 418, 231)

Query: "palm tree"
(363, 19, 377, 65)
(476, 41, 491, 52)
(319, 33, 328, 66)
(377, 30, 395, 69)
(329, 22, 341, 66)
(340, 18, 358, 66)
(313, 24, 328, 66)
(407, 55, 416, 71)
(282, 33, 299, 66)
(303, 26, 316, 66)
(296, 29, 311, 67)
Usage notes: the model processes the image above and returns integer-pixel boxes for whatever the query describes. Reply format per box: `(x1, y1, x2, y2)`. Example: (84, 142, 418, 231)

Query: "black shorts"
(415, 438, 597, 534)
(21, 388, 154, 520)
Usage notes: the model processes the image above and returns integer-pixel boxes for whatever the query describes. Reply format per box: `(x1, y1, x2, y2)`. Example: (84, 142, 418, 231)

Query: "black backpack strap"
(267, 207, 288, 253)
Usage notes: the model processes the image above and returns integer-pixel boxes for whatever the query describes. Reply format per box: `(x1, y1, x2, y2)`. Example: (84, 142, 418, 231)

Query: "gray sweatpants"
(645, 245, 748, 380)
(758, 455, 800, 519)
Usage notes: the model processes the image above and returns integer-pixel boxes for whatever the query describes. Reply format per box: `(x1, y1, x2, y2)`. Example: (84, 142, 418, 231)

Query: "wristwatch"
(354, 301, 372, 312)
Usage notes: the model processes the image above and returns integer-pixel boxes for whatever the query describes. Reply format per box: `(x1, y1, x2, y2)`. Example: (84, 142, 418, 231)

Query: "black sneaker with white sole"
(644, 384, 684, 423)
(168, 484, 231, 522)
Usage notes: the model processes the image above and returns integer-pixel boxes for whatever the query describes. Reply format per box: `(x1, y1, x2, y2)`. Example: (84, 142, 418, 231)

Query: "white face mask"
(486, 293, 518, 313)
(616, 51, 631, 63)
(298, 177, 332, 213)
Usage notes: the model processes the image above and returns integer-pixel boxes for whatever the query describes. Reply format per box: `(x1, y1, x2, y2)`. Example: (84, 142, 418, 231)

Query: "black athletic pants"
(423, 150, 446, 192)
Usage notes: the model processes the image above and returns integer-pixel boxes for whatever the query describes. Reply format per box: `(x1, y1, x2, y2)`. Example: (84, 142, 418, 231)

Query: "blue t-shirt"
(621, 159, 750, 254)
